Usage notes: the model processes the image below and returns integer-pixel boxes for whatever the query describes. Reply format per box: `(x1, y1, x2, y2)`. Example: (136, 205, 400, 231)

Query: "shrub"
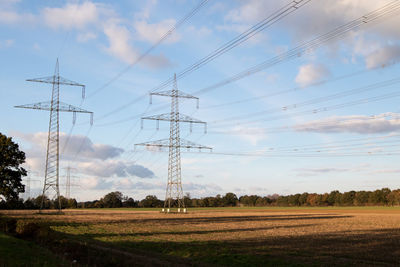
(0, 217, 17, 233)
(15, 220, 41, 238)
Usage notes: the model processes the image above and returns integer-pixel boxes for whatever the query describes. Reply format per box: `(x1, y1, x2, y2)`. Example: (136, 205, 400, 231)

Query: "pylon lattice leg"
(40, 61, 61, 212)
(164, 76, 185, 210)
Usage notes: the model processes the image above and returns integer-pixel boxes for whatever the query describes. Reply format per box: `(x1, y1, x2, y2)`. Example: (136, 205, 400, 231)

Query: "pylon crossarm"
(135, 138, 211, 151)
(135, 138, 170, 148)
(142, 113, 206, 124)
(180, 138, 212, 151)
(15, 101, 92, 113)
(151, 89, 198, 100)
(26, 76, 85, 87)
(27, 75, 86, 99)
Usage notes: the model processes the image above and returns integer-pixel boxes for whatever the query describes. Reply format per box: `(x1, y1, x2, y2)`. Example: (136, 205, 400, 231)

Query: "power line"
(211, 91, 400, 129)
(209, 77, 400, 125)
(87, 0, 211, 99)
(190, 150, 400, 158)
(61, 0, 212, 157)
(208, 112, 400, 136)
(134, 147, 400, 157)
(150, 0, 312, 93)
(202, 62, 399, 110)
(95, 0, 312, 121)
(192, 1, 400, 96)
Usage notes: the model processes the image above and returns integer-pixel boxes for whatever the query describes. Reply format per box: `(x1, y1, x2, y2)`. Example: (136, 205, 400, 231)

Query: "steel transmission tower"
(23, 169, 39, 199)
(135, 74, 211, 212)
(15, 59, 93, 212)
(63, 166, 77, 199)
(25, 174, 31, 200)
(66, 167, 71, 199)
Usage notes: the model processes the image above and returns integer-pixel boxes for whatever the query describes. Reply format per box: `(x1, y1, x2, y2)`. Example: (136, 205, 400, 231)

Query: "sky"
(1, 0, 400, 202)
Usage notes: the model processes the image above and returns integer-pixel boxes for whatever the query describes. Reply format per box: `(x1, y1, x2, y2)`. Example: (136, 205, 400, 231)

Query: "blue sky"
(2, 0, 400, 201)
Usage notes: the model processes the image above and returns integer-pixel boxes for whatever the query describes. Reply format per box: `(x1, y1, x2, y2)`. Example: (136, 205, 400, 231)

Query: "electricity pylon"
(65, 166, 71, 199)
(24, 170, 39, 199)
(15, 59, 93, 212)
(135, 74, 211, 212)
(63, 166, 77, 199)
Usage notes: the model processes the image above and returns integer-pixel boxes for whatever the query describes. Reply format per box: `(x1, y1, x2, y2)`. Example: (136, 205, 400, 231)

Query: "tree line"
(1, 188, 400, 209)
(2, 132, 400, 209)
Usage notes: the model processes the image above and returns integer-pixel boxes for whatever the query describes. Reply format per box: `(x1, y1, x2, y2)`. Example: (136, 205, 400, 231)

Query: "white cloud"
(80, 177, 113, 190)
(77, 160, 154, 178)
(296, 167, 351, 177)
(14, 131, 154, 182)
(368, 169, 400, 175)
(365, 44, 400, 69)
(141, 53, 172, 69)
(14, 131, 124, 160)
(183, 182, 223, 197)
(134, 19, 180, 44)
(0, 39, 14, 48)
(186, 25, 212, 38)
(103, 21, 171, 69)
(77, 32, 97, 43)
(103, 22, 138, 64)
(294, 113, 400, 134)
(223, 0, 400, 68)
(42, 2, 99, 30)
(229, 125, 268, 146)
(0, 7, 35, 24)
(295, 63, 330, 87)
(226, 0, 395, 40)
(134, 0, 157, 21)
(114, 180, 163, 190)
(0, 1, 172, 69)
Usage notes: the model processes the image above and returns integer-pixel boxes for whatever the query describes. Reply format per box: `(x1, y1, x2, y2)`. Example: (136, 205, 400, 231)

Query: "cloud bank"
(294, 113, 400, 134)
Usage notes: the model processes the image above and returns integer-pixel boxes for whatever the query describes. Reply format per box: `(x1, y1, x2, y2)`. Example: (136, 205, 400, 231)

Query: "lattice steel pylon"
(65, 166, 71, 199)
(15, 59, 93, 212)
(135, 74, 211, 212)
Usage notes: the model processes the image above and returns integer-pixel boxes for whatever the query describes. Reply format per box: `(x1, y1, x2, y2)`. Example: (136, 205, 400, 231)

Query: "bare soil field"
(2, 207, 400, 266)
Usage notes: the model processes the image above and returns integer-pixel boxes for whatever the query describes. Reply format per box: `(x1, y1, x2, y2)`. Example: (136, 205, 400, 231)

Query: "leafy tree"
(387, 189, 400, 206)
(140, 195, 163, 207)
(67, 198, 78, 208)
(122, 197, 137, 208)
(0, 133, 26, 201)
(255, 197, 271, 207)
(101, 191, 123, 208)
(34, 195, 51, 209)
(94, 200, 104, 208)
(369, 188, 391, 205)
(320, 193, 330, 206)
(24, 198, 37, 209)
(327, 190, 341, 206)
(222, 192, 238, 206)
(276, 196, 289, 206)
(354, 191, 370, 206)
(54, 196, 69, 209)
(298, 193, 309, 206)
(288, 194, 300, 206)
(340, 191, 356, 206)
(183, 193, 192, 207)
(306, 194, 320, 206)
(208, 194, 223, 207)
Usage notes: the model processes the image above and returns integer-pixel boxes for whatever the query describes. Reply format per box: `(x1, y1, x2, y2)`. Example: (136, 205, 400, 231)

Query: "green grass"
(0, 232, 68, 267)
